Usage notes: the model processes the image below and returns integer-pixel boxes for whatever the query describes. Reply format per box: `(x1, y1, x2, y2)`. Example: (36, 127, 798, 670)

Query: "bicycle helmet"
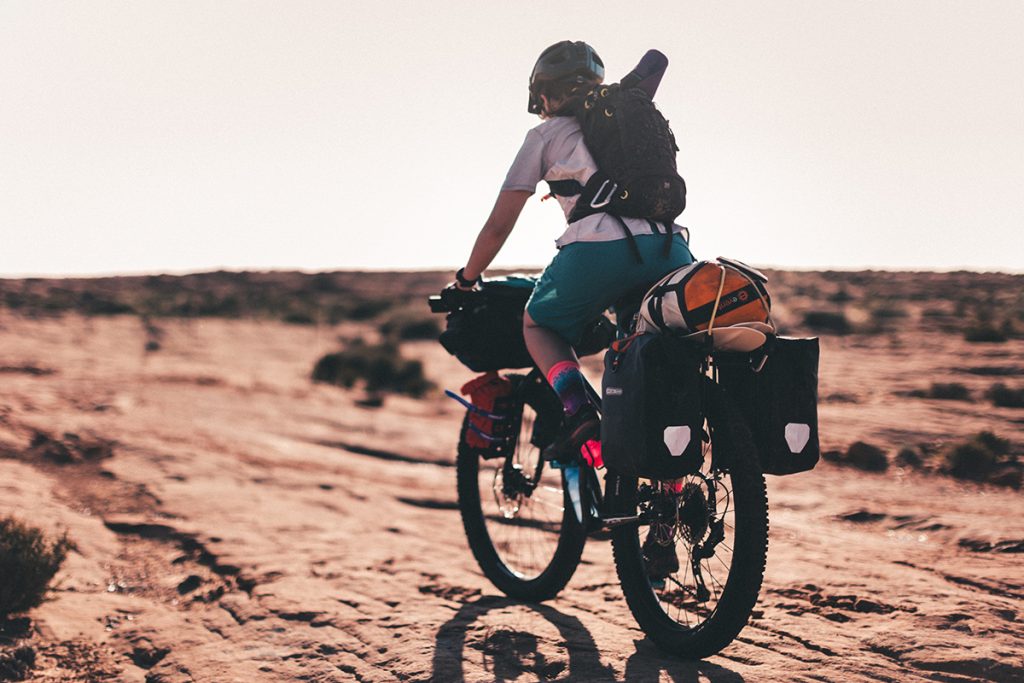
(528, 41, 604, 114)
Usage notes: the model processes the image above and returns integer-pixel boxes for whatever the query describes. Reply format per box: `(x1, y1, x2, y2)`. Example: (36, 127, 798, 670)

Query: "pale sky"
(1, 0, 1022, 276)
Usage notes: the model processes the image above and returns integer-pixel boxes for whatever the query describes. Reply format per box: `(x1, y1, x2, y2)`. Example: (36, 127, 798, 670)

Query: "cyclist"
(452, 41, 694, 462)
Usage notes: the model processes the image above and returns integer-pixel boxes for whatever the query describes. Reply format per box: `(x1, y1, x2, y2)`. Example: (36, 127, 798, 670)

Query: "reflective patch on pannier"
(784, 423, 811, 454)
(663, 426, 692, 456)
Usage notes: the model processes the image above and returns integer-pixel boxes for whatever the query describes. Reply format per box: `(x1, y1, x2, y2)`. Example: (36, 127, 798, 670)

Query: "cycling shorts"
(526, 232, 695, 345)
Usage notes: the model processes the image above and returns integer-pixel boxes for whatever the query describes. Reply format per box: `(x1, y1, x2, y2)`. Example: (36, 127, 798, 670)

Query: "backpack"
(600, 334, 705, 479)
(570, 84, 686, 225)
(636, 258, 774, 351)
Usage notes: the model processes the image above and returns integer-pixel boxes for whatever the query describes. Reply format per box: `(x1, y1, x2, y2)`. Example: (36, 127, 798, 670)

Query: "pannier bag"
(715, 337, 820, 475)
(460, 372, 517, 455)
(437, 277, 616, 372)
(636, 258, 774, 352)
(601, 334, 705, 480)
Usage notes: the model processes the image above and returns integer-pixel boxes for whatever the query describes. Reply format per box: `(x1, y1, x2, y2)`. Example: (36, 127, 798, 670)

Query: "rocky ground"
(0, 278, 1022, 681)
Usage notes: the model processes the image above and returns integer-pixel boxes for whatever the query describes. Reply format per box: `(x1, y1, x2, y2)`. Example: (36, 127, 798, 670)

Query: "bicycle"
(429, 278, 769, 659)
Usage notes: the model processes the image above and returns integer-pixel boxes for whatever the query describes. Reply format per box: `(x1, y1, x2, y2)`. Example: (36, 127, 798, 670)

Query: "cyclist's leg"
(525, 233, 695, 357)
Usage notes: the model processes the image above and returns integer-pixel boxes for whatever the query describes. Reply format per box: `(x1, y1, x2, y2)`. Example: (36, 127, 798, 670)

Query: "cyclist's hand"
(450, 268, 481, 292)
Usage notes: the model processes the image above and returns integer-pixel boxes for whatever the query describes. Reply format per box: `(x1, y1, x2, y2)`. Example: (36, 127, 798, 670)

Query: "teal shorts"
(526, 233, 695, 345)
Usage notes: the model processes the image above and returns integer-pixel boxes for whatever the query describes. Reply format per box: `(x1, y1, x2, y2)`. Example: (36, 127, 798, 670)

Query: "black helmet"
(528, 41, 604, 114)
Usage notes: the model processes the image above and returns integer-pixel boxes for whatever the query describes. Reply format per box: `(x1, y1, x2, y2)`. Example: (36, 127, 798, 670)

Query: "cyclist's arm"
(462, 190, 531, 281)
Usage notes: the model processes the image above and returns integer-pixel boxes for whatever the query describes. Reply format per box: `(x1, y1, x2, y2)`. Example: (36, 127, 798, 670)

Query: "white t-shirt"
(501, 116, 681, 248)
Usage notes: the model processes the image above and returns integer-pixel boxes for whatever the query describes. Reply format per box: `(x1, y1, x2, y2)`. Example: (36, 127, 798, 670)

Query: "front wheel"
(456, 374, 587, 601)
(610, 401, 769, 658)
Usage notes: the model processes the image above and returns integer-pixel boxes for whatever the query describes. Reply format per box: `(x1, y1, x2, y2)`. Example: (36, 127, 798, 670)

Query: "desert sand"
(0, 270, 1022, 682)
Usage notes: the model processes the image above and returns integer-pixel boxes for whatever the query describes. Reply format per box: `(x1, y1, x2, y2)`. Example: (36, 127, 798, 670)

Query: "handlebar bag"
(601, 334, 705, 479)
(439, 278, 537, 372)
(715, 337, 820, 475)
(437, 277, 616, 372)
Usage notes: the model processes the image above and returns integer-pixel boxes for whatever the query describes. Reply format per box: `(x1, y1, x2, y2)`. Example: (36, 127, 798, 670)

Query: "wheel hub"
(677, 482, 710, 544)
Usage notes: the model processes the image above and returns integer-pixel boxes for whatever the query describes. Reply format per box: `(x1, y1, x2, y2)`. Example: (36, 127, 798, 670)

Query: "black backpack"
(570, 84, 686, 225)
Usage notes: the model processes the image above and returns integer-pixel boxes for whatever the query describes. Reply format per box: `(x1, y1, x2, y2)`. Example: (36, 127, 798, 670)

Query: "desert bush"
(0, 645, 35, 681)
(894, 447, 923, 469)
(78, 292, 135, 316)
(963, 322, 1008, 343)
(943, 431, 1011, 482)
(826, 288, 855, 303)
(844, 442, 889, 472)
(282, 312, 316, 325)
(987, 383, 1024, 409)
(378, 311, 441, 341)
(311, 340, 433, 397)
(348, 299, 393, 321)
(907, 382, 970, 401)
(0, 516, 71, 617)
(870, 305, 908, 321)
(801, 310, 851, 335)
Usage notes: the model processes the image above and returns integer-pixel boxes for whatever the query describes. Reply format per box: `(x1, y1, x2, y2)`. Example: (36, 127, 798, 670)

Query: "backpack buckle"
(589, 180, 618, 209)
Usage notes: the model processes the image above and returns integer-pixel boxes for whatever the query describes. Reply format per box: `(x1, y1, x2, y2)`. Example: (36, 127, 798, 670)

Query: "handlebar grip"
(428, 296, 447, 313)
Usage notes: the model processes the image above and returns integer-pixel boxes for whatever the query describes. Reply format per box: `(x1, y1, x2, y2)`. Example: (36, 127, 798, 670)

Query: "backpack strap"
(547, 171, 645, 264)
(611, 215, 643, 264)
(646, 219, 674, 258)
(545, 179, 585, 197)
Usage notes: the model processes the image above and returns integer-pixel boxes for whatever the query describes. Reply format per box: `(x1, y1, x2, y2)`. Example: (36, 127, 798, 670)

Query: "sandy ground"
(0, 313, 1022, 682)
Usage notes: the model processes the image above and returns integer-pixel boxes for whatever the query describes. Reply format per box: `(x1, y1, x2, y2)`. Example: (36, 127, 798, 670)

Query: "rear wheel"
(456, 375, 587, 601)
(610, 401, 768, 658)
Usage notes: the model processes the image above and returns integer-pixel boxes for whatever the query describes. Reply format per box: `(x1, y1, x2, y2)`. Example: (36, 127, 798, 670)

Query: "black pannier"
(715, 337, 820, 475)
(601, 334, 705, 480)
(434, 277, 615, 372)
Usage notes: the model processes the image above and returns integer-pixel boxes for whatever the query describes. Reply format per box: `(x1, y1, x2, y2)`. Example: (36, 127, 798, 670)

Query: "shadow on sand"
(431, 595, 745, 682)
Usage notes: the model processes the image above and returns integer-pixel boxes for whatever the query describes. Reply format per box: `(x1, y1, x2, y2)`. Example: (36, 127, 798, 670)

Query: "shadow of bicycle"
(430, 594, 746, 682)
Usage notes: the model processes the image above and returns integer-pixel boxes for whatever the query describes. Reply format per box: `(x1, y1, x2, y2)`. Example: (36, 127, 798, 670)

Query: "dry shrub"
(894, 447, 923, 469)
(987, 383, 1024, 409)
(348, 299, 393, 321)
(870, 305, 908, 321)
(311, 340, 433, 398)
(0, 645, 35, 681)
(801, 310, 852, 335)
(943, 431, 1016, 485)
(0, 516, 71, 617)
(826, 442, 888, 472)
(907, 382, 970, 401)
(826, 288, 855, 303)
(281, 311, 316, 325)
(843, 442, 889, 472)
(964, 322, 1008, 343)
(379, 310, 441, 341)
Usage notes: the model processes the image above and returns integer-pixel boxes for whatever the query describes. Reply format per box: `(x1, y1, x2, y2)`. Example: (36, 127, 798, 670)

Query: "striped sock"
(546, 360, 590, 416)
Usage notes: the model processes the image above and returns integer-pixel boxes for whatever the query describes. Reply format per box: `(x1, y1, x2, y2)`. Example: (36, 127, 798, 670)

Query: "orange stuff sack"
(638, 258, 772, 334)
(460, 372, 515, 451)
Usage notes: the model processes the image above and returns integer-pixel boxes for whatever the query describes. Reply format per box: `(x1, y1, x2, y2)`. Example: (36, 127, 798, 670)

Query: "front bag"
(601, 334, 705, 480)
(715, 337, 821, 475)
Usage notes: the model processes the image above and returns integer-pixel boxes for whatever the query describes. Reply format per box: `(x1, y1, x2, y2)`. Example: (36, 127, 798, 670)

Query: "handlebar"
(428, 287, 480, 314)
